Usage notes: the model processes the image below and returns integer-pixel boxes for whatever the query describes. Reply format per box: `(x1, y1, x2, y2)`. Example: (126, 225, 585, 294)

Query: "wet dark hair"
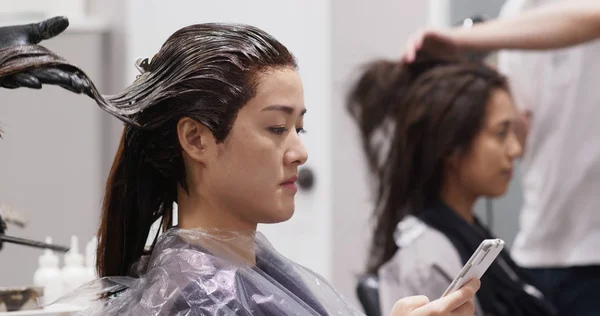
(347, 55, 507, 273)
(0, 23, 296, 277)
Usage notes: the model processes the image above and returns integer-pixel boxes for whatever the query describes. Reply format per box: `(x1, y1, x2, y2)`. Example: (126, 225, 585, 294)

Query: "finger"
(28, 68, 71, 86)
(70, 75, 89, 93)
(405, 43, 415, 63)
(390, 295, 430, 314)
(450, 299, 475, 316)
(0, 80, 20, 89)
(407, 37, 425, 64)
(405, 29, 426, 63)
(59, 76, 92, 95)
(58, 83, 80, 94)
(414, 29, 427, 51)
(412, 279, 479, 315)
(60, 74, 93, 95)
(30, 68, 92, 95)
(28, 68, 79, 94)
(404, 38, 417, 63)
(58, 79, 82, 94)
(29, 16, 69, 44)
(84, 85, 95, 99)
(11, 73, 42, 89)
(442, 279, 480, 311)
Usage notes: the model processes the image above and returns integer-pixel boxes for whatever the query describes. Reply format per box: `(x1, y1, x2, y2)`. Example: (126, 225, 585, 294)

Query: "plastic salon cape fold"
(53, 228, 365, 315)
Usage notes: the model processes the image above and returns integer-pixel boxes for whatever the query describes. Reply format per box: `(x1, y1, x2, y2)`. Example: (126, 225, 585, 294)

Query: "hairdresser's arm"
(0, 16, 91, 94)
(451, 0, 600, 51)
(404, 0, 600, 62)
(389, 279, 479, 316)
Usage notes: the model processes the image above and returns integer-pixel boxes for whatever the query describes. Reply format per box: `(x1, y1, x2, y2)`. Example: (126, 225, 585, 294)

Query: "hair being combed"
(0, 23, 296, 277)
(347, 55, 508, 273)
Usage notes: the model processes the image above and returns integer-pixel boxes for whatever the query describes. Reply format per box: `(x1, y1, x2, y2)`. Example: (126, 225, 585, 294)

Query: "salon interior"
(0, 0, 543, 315)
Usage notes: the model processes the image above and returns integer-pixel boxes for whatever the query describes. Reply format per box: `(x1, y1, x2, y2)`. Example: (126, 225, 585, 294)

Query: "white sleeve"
(497, 50, 542, 112)
(496, 0, 543, 112)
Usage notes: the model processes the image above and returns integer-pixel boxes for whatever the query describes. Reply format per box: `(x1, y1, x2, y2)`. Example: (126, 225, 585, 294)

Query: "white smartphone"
(442, 238, 505, 297)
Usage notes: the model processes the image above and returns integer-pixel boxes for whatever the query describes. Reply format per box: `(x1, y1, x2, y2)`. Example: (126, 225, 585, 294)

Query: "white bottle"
(61, 235, 87, 294)
(33, 236, 63, 305)
(81, 236, 98, 283)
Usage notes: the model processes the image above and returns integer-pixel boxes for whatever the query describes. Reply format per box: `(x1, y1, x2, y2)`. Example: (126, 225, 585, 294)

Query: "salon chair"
(356, 274, 381, 316)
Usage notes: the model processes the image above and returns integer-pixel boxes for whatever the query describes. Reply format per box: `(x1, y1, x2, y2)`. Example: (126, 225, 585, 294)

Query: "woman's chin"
(486, 186, 509, 198)
(262, 206, 295, 224)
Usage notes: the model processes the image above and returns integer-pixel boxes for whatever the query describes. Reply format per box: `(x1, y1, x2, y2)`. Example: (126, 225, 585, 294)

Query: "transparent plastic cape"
(48, 228, 365, 315)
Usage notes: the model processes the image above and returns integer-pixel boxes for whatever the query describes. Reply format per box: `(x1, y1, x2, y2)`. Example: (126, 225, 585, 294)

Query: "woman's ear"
(445, 149, 462, 170)
(177, 117, 215, 164)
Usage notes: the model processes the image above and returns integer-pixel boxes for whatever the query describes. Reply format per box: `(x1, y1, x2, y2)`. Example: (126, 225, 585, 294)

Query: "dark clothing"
(419, 200, 557, 316)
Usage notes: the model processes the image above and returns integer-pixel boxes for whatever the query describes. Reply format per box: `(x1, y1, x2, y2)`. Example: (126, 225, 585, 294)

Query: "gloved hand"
(0, 16, 91, 94)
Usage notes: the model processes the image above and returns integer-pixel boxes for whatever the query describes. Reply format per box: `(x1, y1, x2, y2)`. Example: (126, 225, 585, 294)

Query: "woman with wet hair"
(1, 21, 480, 315)
(348, 56, 556, 316)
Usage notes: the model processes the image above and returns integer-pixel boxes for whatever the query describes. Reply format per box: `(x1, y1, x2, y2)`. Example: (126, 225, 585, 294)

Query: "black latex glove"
(0, 16, 91, 95)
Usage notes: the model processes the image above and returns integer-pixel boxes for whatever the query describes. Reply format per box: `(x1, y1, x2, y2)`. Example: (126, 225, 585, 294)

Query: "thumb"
(28, 16, 69, 44)
(389, 296, 430, 315)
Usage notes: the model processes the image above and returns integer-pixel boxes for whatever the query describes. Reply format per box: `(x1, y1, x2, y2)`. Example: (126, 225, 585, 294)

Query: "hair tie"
(134, 57, 151, 74)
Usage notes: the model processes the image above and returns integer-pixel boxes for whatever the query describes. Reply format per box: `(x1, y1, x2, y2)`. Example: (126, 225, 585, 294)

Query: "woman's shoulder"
(377, 216, 467, 313)
(378, 216, 464, 297)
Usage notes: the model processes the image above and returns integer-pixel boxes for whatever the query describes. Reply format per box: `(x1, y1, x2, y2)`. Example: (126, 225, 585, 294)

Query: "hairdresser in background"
(402, 1, 600, 315)
(348, 55, 556, 316)
(0, 16, 90, 94)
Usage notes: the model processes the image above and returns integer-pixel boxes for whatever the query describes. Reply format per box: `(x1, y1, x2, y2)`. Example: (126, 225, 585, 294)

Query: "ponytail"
(347, 56, 456, 178)
(347, 59, 414, 274)
(96, 127, 178, 277)
(347, 60, 405, 179)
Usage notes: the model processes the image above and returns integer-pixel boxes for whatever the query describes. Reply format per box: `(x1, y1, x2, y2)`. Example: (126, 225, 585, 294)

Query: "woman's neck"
(176, 187, 257, 264)
(439, 181, 477, 224)
(176, 187, 257, 231)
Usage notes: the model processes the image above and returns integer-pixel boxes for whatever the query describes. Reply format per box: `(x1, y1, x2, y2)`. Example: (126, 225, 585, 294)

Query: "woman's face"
(452, 88, 522, 198)
(190, 67, 307, 227)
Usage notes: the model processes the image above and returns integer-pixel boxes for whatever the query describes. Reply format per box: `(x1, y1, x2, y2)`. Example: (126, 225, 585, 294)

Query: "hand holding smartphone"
(442, 238, 505, 297)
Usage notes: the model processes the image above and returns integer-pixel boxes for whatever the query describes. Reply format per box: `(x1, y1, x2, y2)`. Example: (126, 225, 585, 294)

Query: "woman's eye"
(269, 126, 307, 135)
(269, 127, 288, 135)
(296, 127, 307, 134)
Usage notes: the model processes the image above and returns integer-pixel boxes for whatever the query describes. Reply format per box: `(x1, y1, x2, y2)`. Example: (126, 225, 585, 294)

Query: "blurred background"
(0, 0, 517, 309)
